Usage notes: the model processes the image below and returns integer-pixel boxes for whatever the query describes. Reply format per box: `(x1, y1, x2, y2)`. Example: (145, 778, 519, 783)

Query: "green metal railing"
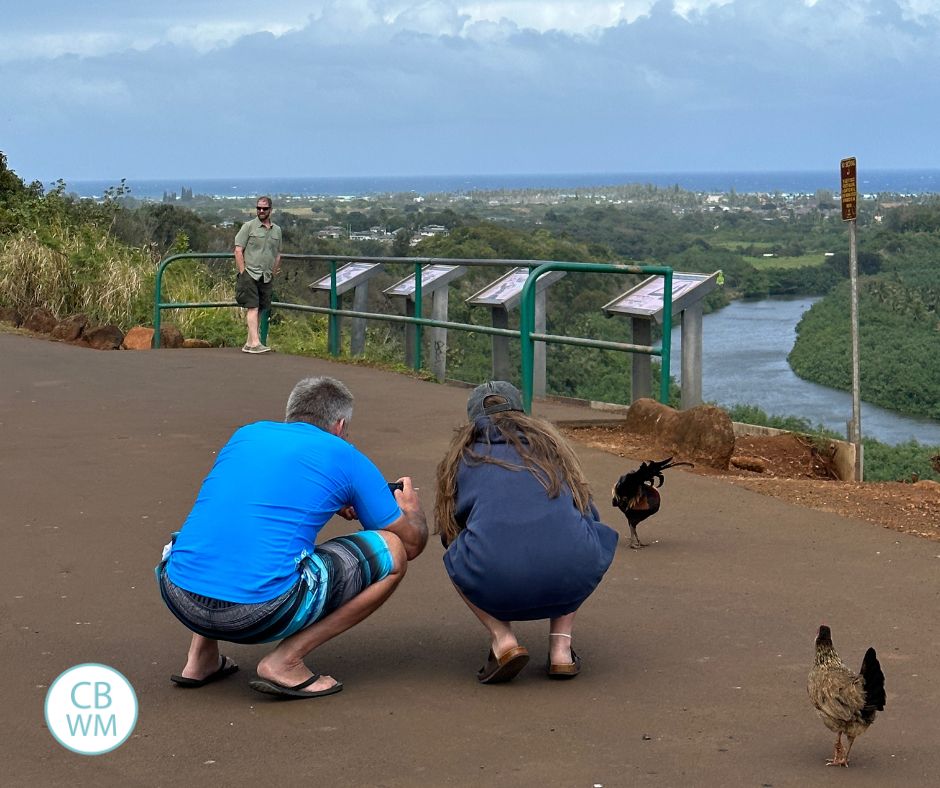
(520, 261, 672, 411)
(153, 252, 673, 412)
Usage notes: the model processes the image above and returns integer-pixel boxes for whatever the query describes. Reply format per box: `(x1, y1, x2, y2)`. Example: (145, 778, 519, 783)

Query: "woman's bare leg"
(548, 612, 577, 664)
(452, 583, 519, 657)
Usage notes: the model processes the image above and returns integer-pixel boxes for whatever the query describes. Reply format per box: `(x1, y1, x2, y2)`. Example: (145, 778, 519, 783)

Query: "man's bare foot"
(255, 656, 339, 693)
(181, 649, 223, 680)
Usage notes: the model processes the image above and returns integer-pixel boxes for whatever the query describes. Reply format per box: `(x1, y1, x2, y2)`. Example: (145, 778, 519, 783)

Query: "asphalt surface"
(2, 331, 939, 787)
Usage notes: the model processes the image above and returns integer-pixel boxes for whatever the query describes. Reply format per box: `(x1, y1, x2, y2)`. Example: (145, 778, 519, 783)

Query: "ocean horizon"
(65, 168, 940, 200)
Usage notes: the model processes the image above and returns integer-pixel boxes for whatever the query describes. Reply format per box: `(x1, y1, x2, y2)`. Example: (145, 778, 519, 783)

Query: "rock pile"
(0, 307, 209, 351)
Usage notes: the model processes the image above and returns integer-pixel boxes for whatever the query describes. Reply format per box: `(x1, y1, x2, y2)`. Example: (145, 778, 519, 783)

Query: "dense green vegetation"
(789, 278, 940, 420)
(1, 151, 938, 481)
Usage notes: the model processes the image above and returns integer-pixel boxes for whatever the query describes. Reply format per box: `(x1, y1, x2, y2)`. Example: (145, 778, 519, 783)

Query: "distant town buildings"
(317, 224, 449, 243)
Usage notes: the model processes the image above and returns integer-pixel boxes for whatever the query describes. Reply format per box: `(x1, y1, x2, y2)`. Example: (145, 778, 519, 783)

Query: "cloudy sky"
(3, 0, 940, 182)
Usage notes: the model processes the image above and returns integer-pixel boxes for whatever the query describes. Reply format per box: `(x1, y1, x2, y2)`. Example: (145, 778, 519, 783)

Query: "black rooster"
(611, 457, 692, 549)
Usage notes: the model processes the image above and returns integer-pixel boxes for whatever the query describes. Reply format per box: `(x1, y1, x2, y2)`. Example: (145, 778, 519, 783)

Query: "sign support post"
(467, 268, 565, 395)
(842, 156, 863, 481)
(603, 271, 720, 408)
(384, 264, 466, 382)
(309, 262, 385, 357)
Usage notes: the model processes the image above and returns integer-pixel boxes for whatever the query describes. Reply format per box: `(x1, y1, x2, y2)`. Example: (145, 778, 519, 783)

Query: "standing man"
(234, 195, 282, 353)
(156, 376, 429, 698)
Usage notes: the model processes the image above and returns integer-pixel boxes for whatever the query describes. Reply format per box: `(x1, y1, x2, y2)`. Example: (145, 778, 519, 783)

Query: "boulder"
(623, 398, 735, 470)
(23, 308, 58, 334)
(122, 326, 155, 350)
(623, 397, 682, 439)
(731, 455, 768, 473)
(182, 338, 213, 348)
(159, 325, 184, 348)
(0, 306, 23, 326)
(51, 314, 89, 342)
(83, 325, 124, 350)
(672, 404, 736, 470)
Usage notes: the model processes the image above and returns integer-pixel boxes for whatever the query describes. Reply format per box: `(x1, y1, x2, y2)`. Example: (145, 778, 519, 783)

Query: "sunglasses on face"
(256, 206, 270, 211)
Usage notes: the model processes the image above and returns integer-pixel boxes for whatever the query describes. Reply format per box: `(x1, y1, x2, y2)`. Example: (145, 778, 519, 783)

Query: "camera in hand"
(388, 481, 404, 492)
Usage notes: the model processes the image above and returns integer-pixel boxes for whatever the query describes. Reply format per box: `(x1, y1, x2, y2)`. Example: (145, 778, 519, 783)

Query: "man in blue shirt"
(157, 376, 428, 698)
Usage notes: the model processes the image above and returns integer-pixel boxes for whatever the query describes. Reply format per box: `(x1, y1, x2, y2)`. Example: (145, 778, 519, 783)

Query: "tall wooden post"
(842, 156, 863, 481)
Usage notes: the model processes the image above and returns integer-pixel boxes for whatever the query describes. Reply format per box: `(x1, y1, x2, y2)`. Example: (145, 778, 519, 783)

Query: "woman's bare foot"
(549, 632, 574, 665)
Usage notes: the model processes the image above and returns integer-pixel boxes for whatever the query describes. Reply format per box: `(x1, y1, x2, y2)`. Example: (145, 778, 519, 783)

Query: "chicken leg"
(628, 524, 646, 549)
(841, 734, 858, 767)
(827, 733, 846, 767)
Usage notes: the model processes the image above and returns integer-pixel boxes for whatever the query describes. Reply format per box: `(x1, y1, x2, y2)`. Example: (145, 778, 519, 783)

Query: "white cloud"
(6, 0, 940, 60)
(4, 0, 940, 179)
(164, 22, 300, 53)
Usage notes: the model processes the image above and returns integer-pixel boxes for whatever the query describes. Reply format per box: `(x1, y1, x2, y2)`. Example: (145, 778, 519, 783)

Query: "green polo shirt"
(234, 217, 282, 282)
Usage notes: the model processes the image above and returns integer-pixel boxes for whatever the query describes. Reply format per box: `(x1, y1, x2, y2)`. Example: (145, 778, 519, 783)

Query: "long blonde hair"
(434, 410, 593, 544)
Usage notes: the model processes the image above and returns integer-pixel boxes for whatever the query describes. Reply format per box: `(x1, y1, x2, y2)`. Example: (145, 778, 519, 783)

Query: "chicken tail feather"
(860, 647, 886, 718)
(611, 457, 694, 508)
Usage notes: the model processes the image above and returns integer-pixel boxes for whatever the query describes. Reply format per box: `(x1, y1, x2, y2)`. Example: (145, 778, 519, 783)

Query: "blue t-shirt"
(166, 421, 401, 603)
(443, 420, 619, 620)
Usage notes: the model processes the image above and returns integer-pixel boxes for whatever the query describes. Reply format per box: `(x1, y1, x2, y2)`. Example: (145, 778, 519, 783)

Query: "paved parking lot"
(3, 331, 938, 786)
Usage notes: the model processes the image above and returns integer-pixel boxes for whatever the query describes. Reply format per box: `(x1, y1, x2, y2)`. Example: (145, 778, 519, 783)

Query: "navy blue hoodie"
(443, 419, 619, 620)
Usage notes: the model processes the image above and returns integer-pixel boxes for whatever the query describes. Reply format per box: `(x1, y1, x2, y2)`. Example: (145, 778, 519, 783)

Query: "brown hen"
(807, 624, 886, 767)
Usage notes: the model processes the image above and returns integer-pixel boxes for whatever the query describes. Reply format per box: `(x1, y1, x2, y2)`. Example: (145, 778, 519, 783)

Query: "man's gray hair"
(285, 376, 354, 429)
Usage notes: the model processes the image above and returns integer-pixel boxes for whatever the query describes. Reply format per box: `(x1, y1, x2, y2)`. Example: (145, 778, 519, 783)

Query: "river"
(670, 297, 940, 446)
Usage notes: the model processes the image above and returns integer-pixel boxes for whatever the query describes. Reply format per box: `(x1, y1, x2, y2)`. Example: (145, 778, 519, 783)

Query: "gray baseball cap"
(467, 380, 524, 422)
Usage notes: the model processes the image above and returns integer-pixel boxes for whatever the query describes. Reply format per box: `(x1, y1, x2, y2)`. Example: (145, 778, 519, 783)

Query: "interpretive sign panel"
(310, 262, 382, 295)
(841, 156, 857, 222)
(603, 271, 720, 323)
(384, 264, 466, 299)
(467, 267, 565, 309)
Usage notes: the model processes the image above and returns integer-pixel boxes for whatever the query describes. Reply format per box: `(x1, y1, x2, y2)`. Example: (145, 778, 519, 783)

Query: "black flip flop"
(171, 655, 239, 688)
(248, 673, 344, 699)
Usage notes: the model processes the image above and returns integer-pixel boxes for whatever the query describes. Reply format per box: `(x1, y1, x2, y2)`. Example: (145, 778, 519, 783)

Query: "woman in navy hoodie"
(435, 381, 619, 684)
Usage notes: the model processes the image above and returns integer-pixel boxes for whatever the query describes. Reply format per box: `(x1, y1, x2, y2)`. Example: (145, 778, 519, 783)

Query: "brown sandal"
(478, 645, 530, 684)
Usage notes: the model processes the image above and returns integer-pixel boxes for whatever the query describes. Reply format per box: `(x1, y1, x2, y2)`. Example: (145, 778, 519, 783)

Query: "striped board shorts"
(157, 531, 394, 644)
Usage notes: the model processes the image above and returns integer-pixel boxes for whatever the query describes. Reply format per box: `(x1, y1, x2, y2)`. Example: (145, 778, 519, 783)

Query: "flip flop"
(547, 649, 582, 680)
(171, 655, 239, 688)
(477, 645, 530, 684)
(248, 673, 344, 699)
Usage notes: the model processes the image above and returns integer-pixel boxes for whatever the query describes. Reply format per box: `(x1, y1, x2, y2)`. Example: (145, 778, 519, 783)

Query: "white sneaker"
(243, 343, 272, 354)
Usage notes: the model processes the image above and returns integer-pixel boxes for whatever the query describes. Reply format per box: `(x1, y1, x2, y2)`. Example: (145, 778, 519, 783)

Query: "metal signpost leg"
(533, 289, 547, 397)
(680, 305, 703, 409)
(491, 306, 511, 381)
(350, 284, 368, 356)
(430, 289, 448, 382)
(631, 317, 652, 402)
